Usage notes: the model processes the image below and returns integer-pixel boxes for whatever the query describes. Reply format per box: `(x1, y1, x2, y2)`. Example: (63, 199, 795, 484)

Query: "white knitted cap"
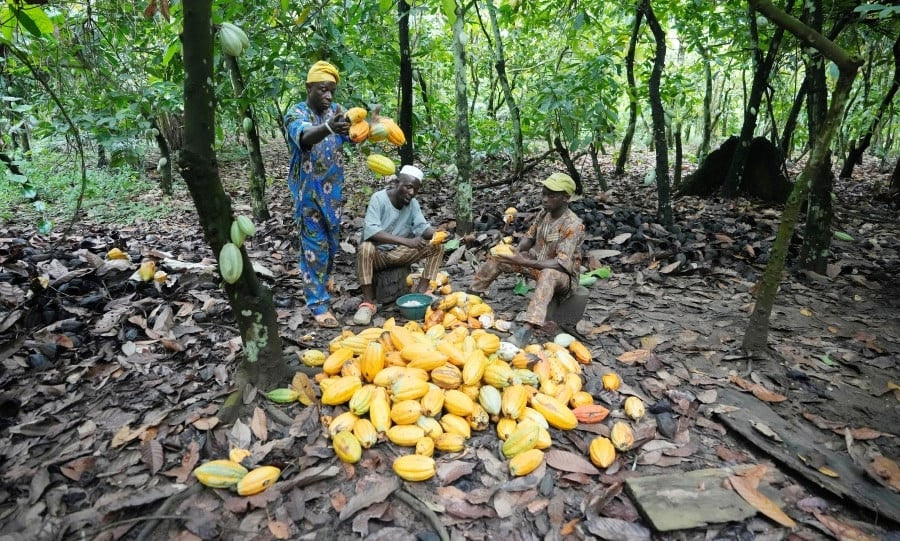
(399, 165, 424, 181)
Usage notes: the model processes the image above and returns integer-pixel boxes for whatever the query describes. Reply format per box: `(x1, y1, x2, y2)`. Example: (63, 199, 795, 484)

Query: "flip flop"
(313, 311, 339, 328)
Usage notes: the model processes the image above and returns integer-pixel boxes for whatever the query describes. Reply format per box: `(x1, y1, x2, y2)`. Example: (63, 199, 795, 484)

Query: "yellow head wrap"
(306, 61, 340, 85)
(541, 172, 576, 195)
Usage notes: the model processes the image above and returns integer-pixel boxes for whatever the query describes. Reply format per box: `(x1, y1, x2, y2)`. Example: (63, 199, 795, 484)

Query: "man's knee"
(537, 267, 565, 283)
(358, 241, 377, 259)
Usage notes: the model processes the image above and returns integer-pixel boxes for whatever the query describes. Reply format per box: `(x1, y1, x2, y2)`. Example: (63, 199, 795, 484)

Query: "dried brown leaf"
(728, 475, 796, 528)
(161, 440, 199, 483)
(60, 457, 95, 482)
(544, 449, 601, 475)
(584, 516, 651, 540)
(870, 455, 900, 491)
(729, 375, 786, 402)
(616, 349, 651, 365)
(813, 512, 879, 541)
(268, 520, 291, 539)
(291, 371, 318, 406)
(141, 439, 164, 475)
(192, 416, 219, 430)
(251, 407, 268, 442)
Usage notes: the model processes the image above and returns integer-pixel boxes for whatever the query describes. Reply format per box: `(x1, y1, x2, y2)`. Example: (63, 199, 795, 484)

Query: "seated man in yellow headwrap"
(284, 61, 353, 328)
(468, 173, 585, 346)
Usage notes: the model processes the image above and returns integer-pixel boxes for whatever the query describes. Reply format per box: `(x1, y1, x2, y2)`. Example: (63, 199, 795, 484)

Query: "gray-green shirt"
(362, 189, 429, 251)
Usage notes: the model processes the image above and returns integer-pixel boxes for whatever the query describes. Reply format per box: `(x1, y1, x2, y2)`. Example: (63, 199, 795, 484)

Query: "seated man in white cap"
(353, 165, 445, 325)
(469, 172, 585, 346)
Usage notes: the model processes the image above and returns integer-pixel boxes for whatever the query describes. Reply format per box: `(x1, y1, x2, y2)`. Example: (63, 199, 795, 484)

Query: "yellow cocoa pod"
(430, 231, 449, 245)
(341, 359, 362, 378)
(193, 460, 248, 488)
(106, 247, 129, 260)
(568, 341, 592, 364)
(404, 346, 449, 371)
(349, 120, 370, 143)
(369, 387, 392, 433)
(439, 413, 471, 439)
(391, 376, 430, 401)
(483, 363, 515, 389)
(300, 349, 326, 367)
(521, 407, 549, 430)
(333, 430, 363, 463)
(610, 421, 635, 451)
(328, 411, 360, 438)
(321, 376, 361, 406)
(138, 260, 157, 282)
(430, 364, 462, 390)
(460, 384, 481, 401)
(345, 107, 368, 124)
(236, 466, 281, 496)
(467, 403, 490, 431)
(378, 117, 406, 146)
(420, 385, 445, 417)
(501, 385, 529, 420)
(530, 392, 577, 430)
(443, 389, 475, 417)
(496, 417, 518, 441)
(589, 436, 617, 468)
(229, 448, 252, 464)
(323, 347, 355, 376)
(434, 432, 466, 453)
(391, 399, 423, 425)
(361, 341, 385, 383)
(602, 372, 621, 391)
(387, 425, 425, 446)
(570, 391, 594, 409)
(393, 454, 435, 481)
(436, 341, 468, 367)
(416, 416, 443, 439)
(490, 244, 514, 257)
(353, 418, 378, 449)
(534, 425, 553, 450)
(502, 421, 540, 458)
(623, 396, 645, 421)
(462, 351, 488, 386)
(415, 436, 435, 457)
(349, 384, 376, 416)
(366, 154, 396, 176)
(509, 448, 544, 477)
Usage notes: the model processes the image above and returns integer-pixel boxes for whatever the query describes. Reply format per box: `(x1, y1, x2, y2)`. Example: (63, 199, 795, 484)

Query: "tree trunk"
(398, 0, 415, 166)
(674, 121, 683, 189)
(697, 44, 712, 161)
(743, 0, 860, 352)
(486, 0, 524, 180)
(840, 34, 900, 178)
(452, 1, 473, 235)
(640, 0, 671, 225)
(615, 7, 642, 175)
(798, 0, 832, 272)
(553, 136, 583, 194)
(722, 2, 789, 197)
(589, 141, 608, 191)
(151, 118, 173, 196)
(780, 77, 807, 158)
(415, 69, 433, 125)
(180, 0, 290, 421)
(224, 54, 269, 221)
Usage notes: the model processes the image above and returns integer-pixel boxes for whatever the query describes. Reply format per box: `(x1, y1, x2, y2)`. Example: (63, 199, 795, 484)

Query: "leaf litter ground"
(0, 146, 898, 540)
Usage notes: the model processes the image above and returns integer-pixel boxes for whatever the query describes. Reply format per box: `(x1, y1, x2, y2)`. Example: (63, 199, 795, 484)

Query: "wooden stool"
(374, 265, 412, 305)
(545, 286, 589, 328)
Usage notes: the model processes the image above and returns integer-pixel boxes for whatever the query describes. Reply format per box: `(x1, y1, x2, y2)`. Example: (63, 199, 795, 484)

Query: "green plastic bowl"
(396, 293, 433, 321)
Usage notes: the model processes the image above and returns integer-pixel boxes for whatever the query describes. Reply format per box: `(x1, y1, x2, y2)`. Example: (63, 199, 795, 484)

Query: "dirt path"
(0, 146, 897, 540)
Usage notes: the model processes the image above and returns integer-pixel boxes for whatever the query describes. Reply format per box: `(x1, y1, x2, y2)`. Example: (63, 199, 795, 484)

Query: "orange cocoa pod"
(572, 404, 610, 424)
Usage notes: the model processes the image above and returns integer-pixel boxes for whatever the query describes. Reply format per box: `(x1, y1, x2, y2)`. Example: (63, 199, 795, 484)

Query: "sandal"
(313, 311, 340, 328)
(352, 302, 376, 326)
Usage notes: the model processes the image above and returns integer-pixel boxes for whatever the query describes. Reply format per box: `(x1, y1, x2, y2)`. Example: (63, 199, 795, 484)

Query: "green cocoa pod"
(236, 215, 256, 236)
(219, 242, 243, 284)
(243, 117, 253, 133)
(230, 221, 246, 248)
(219, 24, 244, 57)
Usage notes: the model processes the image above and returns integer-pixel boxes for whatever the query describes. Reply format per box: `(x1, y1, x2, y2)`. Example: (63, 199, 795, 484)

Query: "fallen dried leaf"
(544, 449, 601, 475)
(870, 455, 900, 491)
(584, 515, 651, 540)
(192, 416, 219, 430)
(268, 520, 291, 539)
(730, 375, 787, 402)
(728, 475, 796, 528)
(140, 439, 164, 476)
(251, 407, 268, 441)
(617, 349, 651, 365)
(813, 511, 878, 541)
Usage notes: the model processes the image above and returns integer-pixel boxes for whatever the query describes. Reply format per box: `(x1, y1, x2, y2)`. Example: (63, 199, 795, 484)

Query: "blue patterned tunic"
(284, 102, 350, 316)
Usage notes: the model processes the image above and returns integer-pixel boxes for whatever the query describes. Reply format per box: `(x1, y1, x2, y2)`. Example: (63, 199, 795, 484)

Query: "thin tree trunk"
(743, 0, 860, 352)
(640, 0, 672, 225)
(415, 70, 432, 125)
(589, 141, 608, 191)
(486, 0, 523, 180)
(780, 77, 807, 158)
(723, 2, 790, 197)
(840, 34, 900, 178)
(697, 44, 712, 161)
(615, 7, 642, 175)
(151, 118, 173, 196)
(398, 0, 415, 165)
(452, 1, 473, 234)
(181, 1, 289, 421)
(674, 121, 683, 189)
(798, 0, 832, 272)
(224, 54, 269, 221)
(553, 136, 583, 194)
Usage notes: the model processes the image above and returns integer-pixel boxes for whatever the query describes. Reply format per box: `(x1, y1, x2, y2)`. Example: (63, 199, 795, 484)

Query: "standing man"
(284, 61, 352, 328)
(468, 173, 585, 346)
(353, 166, 444, 325)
